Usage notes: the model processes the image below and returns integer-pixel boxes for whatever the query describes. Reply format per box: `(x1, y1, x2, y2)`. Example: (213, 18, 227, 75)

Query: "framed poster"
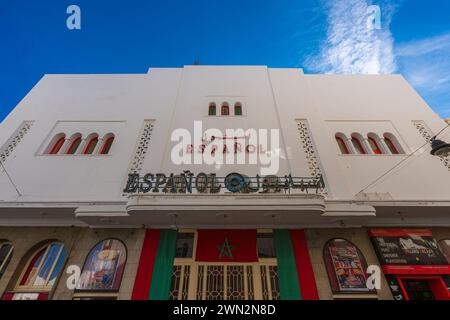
(76, 239, 127, 291)
(324, 239, 370, 293)
(369, 229, 448, 265)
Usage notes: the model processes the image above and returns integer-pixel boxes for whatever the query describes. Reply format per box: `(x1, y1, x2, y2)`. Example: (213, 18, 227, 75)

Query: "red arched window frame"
(351, 137, 366, 154)
(49, 137, 65, 155)
(221, 105, 230, 116)
(384, 136, 399, 154)
(336, 136, 350, 154)
(100, 137, 114, 155)
(368, 137, 382, 154)
(83, 137, 99, 155)
(66, 137, 82, 155)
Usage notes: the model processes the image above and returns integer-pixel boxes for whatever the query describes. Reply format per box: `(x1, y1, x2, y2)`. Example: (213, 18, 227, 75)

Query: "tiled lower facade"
(0, 227, 449, 300)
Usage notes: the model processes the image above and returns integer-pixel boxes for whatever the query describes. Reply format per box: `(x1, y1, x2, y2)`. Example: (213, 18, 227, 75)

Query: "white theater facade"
(0, 66, 450, 300)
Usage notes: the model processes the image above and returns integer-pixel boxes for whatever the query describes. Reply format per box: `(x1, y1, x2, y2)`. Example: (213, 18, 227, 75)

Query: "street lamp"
(430, 137, 450, 157)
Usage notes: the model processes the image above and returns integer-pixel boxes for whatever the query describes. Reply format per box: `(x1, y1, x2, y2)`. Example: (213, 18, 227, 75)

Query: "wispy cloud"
(395, 32, 450, 91)
(302, 0, 449, 118)
(395, 31, 450, 117)
(305, 0, 397, 74)
(396, 33, 450, 57)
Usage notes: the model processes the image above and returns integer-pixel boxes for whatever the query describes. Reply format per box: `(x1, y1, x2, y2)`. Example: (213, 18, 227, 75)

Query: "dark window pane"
(0, 243, 13, 278)
(209, 105, 216, 116)
(101, 137, 114, 154)
(175, 233, 194, 258)
(257, 233, 276, 258)
(67, 137, 81, 154)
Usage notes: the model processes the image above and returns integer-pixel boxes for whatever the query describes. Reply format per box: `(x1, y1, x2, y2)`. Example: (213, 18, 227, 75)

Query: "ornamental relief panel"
(296, 119, 328, 194)
(0, 121, 34, 163)
(413, 120, 450, 171)
(128, 120, 155, 174)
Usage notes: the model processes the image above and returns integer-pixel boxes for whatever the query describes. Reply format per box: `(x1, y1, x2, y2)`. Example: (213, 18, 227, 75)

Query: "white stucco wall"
(1, 66, 449, 226)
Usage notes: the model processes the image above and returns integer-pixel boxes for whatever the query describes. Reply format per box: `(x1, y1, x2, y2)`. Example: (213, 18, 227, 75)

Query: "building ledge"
(126, 193, 326, 212)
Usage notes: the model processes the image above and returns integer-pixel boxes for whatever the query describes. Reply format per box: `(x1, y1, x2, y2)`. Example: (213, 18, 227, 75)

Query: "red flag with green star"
(196, 230, 258, 262)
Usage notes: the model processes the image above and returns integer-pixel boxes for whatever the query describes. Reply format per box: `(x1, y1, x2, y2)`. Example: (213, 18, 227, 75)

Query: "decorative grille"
(128, 120, 154, 174)
(260, 265, 269, 300)
(246, 266, 254, 300)
(206, 266, 224, 300)
(0, 121, 34, 163)
(181, 266, 190, 300)
(169, 265, 182, 300)
(296, 119, 328, 194)
(268, 266, 280, 300)
(171, 264, 278, 300)
(227, 266, 245, 300)
(413, 120, 450, 170)
(196, 265, 204, 300)
(260, 265, 280, 300)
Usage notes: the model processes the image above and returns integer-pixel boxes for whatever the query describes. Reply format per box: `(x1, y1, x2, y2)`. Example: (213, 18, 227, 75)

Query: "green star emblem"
(217, 238, 235, 259)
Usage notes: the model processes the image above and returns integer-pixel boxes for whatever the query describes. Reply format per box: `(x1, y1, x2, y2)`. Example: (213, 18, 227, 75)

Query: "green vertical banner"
(148, 229, 177, 300)
(273, 229, 302, 300)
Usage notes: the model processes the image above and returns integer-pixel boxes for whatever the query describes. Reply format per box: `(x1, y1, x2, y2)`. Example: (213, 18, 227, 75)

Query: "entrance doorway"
(402, 280, 435, 300)
(169, 263, 280, 300)
(398, 276, 450, 300)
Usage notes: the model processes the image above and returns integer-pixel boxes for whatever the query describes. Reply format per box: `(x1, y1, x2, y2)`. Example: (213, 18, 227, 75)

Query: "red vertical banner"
(131, 229, 160, 300)
(196, 230, 258, 262)
(290, 230, 319, 300)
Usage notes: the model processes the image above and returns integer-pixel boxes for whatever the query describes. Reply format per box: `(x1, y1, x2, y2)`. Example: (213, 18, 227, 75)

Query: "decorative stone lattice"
(129, 120, 154, 173)
(413, 120, 450, 171)
(0, 121, 34, 163)
(296, 120, 327, 194)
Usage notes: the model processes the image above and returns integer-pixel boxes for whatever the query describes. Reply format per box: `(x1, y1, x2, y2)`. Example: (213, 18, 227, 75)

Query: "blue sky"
(1, 0, 449, 122)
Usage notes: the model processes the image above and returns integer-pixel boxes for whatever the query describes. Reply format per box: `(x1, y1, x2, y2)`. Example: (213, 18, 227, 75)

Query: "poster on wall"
(77, 239, 126, 291)
(369, 229, 448, 265)
(327, 241, 369, 292)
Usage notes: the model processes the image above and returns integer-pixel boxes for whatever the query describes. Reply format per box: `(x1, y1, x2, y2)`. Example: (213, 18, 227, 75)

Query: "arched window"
(66, 134, 82, 155)
(367, 133, 384, 155)
(0, 242, 13, 279)
(76, 239, 127, 294)
(47, 134, 66, 155)
(384, 133, 403, 154)
(323, 238, 372, 293)
(234, 103, 242, 116)
(351, 134, 367, 154)
(221, 103, 230, 116)
(335, 133, 351, 154)
(438, 240, 450, 264)
(99, 134, 115, 155)
(208, 103, 216, 116)
(83, 134, 99, 155)
(9, 241, 67, 300)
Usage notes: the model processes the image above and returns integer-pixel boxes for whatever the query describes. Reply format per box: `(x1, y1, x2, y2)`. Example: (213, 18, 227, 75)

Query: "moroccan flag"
(196, 229, 258, 262)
